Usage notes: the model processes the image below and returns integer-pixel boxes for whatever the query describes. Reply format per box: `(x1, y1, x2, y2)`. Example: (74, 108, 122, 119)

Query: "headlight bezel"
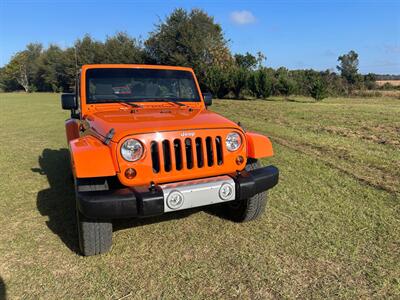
(120, 138, 144, 162)
(225, 132, 242, 152)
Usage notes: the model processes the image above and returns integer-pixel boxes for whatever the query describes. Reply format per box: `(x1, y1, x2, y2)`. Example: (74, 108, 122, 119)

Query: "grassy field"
(0, 93, 399, 299)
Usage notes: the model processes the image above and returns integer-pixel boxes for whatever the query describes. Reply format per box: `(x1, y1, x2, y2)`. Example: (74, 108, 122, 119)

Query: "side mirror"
(61, 93, 77, 110)
(203, 92, 213, 106)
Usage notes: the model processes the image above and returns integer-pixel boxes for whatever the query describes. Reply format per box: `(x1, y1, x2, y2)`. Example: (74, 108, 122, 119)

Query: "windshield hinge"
(104, 128, 115, 145)
(237, 121, 246, 132)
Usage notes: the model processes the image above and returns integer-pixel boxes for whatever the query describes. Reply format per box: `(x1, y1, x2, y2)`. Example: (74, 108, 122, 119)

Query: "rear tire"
(75, 178, 113, 256)
(226, 158, 268, 222)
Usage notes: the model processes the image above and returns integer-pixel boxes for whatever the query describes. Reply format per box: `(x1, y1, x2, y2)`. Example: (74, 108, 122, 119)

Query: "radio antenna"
(74, 45, 78, 72)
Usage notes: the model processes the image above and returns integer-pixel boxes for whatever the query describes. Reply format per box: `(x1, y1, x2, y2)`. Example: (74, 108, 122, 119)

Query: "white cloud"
(323, 49, 336, 57)
(230, 10, 256, 25)
(384, 44, 400, 54)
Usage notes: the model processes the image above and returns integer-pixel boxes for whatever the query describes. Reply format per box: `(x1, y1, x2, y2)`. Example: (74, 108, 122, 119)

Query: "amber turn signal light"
(236, 155, 244, 165)
(125, 168, 137, 179)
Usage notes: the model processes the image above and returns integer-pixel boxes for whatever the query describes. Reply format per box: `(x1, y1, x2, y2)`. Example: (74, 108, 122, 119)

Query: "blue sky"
(1, 0, 399, 74)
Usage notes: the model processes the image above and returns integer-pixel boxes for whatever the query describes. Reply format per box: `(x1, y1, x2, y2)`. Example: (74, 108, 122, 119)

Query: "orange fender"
(69, 136, 116, 178)
(245, 132, 274, 158)
(65, 119, 80, 143)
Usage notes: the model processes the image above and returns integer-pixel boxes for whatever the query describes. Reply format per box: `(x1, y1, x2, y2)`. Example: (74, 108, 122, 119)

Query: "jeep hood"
(86, 108, 241, 142)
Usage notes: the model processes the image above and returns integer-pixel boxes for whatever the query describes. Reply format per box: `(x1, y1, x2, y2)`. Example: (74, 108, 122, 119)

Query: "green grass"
(0, 93, 399, 299)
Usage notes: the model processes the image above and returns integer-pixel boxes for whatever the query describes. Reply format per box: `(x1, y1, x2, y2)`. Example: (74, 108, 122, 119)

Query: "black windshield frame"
(85, 68, 201, 104)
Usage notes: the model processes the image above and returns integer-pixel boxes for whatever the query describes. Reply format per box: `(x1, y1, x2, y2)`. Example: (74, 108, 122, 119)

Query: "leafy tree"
(2, 43, 43, 92)
(104, 32, 145, 64)
(247, 72, 258, 97)
(276, 76, 295, 97)
(319, 69, 348, 96)
(203, 66, 232, 98)
(288, 69, 307, 95)
(337, 50, 359, 85)
(248, 67, 274, 99)
(230, 66, 249, 99)
(74, 35, 106, 65)
(363, 73, 377, 90)
(234, 52, 257, 70)
(0, 67, 20, 91)
(256, 51, 267, 69)
(309, 77, 328, 101)
(145, 8, 232, 83)
(274, 67, 295, 97)
(39, 45, 75, 92)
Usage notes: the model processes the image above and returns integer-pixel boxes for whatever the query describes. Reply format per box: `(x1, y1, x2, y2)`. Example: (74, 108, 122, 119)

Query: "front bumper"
(76, 165, 279, 219)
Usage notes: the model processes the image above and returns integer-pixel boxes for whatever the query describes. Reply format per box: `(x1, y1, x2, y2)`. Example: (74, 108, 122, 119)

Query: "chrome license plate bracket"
(160, 175, 236, 212)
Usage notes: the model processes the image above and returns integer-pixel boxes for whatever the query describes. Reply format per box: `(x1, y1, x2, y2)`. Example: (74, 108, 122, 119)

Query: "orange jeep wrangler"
(62, 64, 279, 256)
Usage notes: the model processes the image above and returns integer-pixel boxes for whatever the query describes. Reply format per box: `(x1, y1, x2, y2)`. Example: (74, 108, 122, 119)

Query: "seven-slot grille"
(150, 136, 224, 173)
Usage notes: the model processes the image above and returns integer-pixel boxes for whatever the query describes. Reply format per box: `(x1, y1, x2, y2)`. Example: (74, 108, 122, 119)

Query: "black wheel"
(75, 178, 112, 256)
(76, 209, 112, 256)
(226, 158, 268, 222)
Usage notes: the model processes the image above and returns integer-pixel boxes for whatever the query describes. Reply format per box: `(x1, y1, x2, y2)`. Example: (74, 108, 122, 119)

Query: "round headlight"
(225, 132, 242, 152)
(121, 139, 144, 162)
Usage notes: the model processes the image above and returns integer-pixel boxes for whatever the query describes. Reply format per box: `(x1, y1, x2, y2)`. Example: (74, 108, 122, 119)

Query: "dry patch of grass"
(376, 80, 400, 86)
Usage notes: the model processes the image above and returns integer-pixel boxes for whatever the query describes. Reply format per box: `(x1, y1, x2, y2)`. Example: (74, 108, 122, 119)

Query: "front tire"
(76, 209, 112, 256)
(75, 178, 113, 256)
(226, 158, 268, 222)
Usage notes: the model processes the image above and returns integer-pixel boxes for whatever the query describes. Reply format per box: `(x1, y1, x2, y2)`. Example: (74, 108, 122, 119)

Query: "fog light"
(167, 190, 184, 210)
(219, 183, 234, 200)
(236, 155, 244, 165)
(125, 168, 136, 179)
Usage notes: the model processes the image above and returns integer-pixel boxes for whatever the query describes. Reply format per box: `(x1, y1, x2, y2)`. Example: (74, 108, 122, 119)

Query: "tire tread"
(227, 158, 268, 222)
(75, 178, 112, 256)
(77, 211, 112, 256)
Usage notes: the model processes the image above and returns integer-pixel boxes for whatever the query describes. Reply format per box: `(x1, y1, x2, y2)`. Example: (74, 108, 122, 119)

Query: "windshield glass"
(86, 68, 200, 104)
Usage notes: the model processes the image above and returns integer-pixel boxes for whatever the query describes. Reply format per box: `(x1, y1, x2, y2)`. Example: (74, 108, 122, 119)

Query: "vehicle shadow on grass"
(0, 276, 6, 300)
(113, 209, 198, 232)
(32, 148, 200, 253)
(32, 148, 79, 253)
(113, 205, 233, 231)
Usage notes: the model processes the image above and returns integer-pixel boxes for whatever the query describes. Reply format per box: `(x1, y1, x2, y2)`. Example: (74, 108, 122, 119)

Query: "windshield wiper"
(119, 102, 142, 108)
(147, 98, 187, 107)
(174, 101, 187, 107)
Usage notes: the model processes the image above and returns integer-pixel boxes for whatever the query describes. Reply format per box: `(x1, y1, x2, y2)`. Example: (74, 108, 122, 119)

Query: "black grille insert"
(174, 139, 183, 170)
(162, 140, 171, 172)
(206, 137, 214, 166)
(195, 137, 204, 168)
(185, 138, 193, 169)
(151, 136, 225, 173)
(150, 141, 160, 173)
(215, 136, 223, 165)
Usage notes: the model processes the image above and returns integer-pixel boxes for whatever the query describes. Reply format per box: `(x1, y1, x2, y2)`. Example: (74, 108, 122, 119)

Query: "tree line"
(0, 8, 385, 100)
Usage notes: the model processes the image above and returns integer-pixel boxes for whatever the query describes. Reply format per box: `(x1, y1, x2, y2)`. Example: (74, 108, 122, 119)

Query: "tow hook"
(149, 181, 157, 192)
